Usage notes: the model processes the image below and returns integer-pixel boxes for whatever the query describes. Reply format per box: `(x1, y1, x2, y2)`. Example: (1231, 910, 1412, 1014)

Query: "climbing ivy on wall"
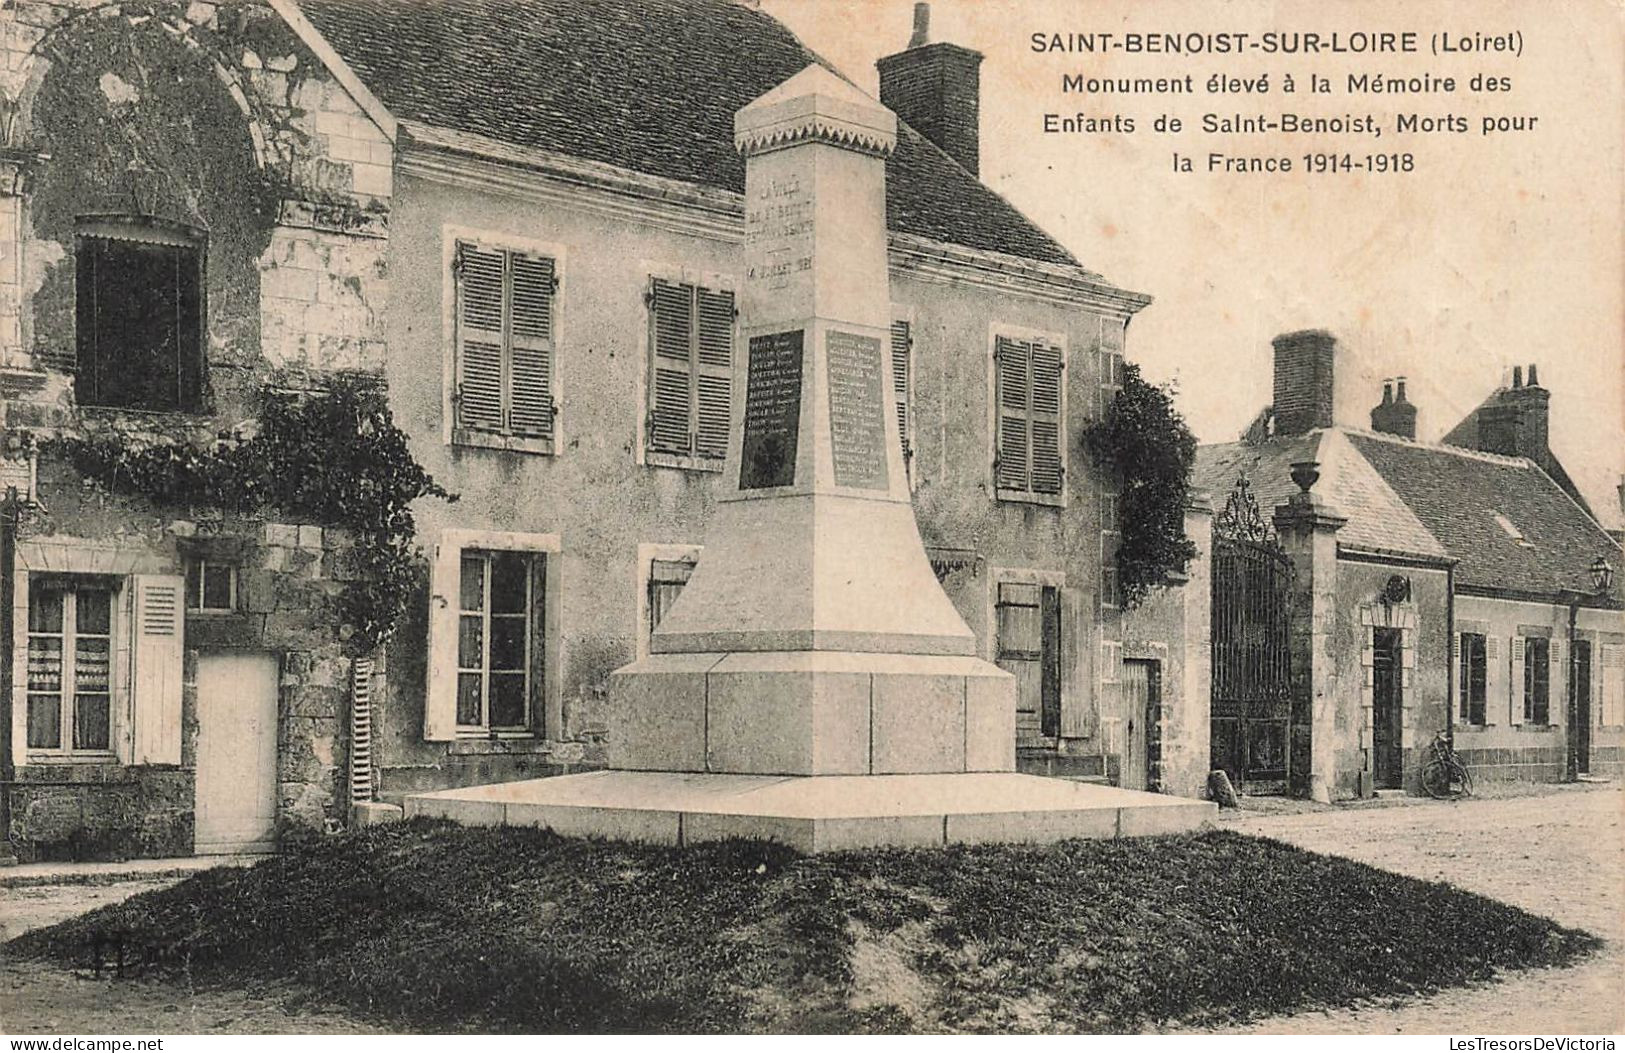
(1084, 363, 1199, 611)
(46, 378, 453, 654)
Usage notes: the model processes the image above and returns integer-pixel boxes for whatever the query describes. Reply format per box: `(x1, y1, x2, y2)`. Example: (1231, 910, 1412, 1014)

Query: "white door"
(195, 652, 280, 854)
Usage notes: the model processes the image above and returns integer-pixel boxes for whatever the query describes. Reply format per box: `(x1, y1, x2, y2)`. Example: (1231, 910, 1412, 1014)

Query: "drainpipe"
(0, 486, 19, 864)
(1445, 562, 1455, 756)
(1566, 595, 1579, 783)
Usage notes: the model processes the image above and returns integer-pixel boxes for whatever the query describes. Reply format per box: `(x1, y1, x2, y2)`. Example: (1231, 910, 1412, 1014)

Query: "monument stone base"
(403, 770, 1217, 854)
(609, 651, 1015, 776)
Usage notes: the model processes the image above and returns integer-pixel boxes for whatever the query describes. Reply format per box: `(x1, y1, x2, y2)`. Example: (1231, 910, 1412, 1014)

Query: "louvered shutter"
(995, 337, 1029, 490)
(1030, 341, 1064, 494)
(648, 279, 693, 455)
(130, 575, 184, 765)
(1452, 634, 1463, 719)
(890, 319, 912, 466)
(1602, 643, 1624, 726)
(424, 539, 460, 742)
(508, 253, 555, 439)
(455, 243, 505, 433)
(1510, 635, 1525, 725)
(694, 287, 734, 461)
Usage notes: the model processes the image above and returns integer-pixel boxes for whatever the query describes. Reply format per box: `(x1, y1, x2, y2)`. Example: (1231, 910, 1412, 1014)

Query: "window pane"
(186, 560, 202, 608)
(27, 694, 60, 749)
(27, 637, 62, 693)
(488, 673, 526, 728)
(202, 564, 233, 610)
(490, 616, 527, 671)
(75, 636, 111, 692)
(456, 673, 483, 726)
(460, 555, 486, 612)
(77, 589, 112, 634)
(489, 553, 529, 614)
(74, 694, 111, 751)
(29, 588, 63, 633)
(457, 616, 484, 670)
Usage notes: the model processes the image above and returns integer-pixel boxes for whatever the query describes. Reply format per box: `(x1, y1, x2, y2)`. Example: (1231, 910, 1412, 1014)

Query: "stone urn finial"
(1289, 460, 1320, 494)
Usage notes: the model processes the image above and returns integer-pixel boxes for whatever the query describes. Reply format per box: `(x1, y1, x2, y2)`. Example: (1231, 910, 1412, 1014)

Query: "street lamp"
(1591, 556, 1614, 596)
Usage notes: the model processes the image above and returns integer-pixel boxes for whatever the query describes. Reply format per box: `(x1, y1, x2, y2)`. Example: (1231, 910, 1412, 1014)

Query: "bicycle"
(1420, 731, 1474, 800)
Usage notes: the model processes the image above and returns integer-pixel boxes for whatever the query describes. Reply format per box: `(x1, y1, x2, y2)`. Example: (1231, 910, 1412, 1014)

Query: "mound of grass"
(9, 824, 1598, 1033)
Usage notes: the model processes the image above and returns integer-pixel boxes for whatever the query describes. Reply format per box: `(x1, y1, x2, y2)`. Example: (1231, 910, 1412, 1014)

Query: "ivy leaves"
(1083, 363, 1198, 610)
(49, 377, 452, 653)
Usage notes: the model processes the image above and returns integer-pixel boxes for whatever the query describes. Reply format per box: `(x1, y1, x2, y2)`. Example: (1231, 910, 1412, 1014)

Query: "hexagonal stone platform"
(404, 771, 1216, 854)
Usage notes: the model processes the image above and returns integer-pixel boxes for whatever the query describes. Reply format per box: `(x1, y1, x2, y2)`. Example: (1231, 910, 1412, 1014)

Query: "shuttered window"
(994, 335, 1064, 499)
(1458, 632, 1487, 726)
(995, 581, 1062, 739)
(26, 581, 113, 755)
(454, 241, 557, 445)
(646, 279, 734, 466)
(1523, 637, 1551, 724)
(1601, 643, 1624, 727)
(890, 319, 913, 479)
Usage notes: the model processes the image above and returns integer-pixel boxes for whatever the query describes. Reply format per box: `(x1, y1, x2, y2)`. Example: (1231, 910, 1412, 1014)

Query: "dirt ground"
(1, 784, 1620, 1035)
(1207, 782, 1625, 1035)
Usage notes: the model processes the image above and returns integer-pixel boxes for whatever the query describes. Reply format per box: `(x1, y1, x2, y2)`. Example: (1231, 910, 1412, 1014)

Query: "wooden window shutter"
(694, 287, 734, 460)
(130, 575, 184, 765)
(647, 278, 694, 455)
(1058, 589, 1093, 738)
(1510, 635, 1525, 725)
(454, 242, 506, 433)
(508, 253, 556, 439)
(423, 540, 460, 742)
(995, 337, 1030, 490)
(890, 319, 912, 464)
(1029, 341, 1064, 494)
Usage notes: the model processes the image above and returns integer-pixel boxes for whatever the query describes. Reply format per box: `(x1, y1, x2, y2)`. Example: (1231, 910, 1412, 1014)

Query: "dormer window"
(75, 217, 205, 413)
(1492, 512, 1533, 548)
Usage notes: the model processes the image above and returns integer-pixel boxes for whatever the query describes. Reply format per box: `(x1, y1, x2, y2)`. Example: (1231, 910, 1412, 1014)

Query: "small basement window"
(185, 559, 237, 613)
(75, 217, 205, 413)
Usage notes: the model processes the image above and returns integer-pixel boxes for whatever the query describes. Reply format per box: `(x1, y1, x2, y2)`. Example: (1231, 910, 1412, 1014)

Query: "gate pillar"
(1274, 463, 1347, 803)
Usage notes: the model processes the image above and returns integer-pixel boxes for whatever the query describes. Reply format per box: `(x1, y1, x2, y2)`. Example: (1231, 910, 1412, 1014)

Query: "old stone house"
(0, 0, 1208, 860)
(1196, 331, 1622, 801)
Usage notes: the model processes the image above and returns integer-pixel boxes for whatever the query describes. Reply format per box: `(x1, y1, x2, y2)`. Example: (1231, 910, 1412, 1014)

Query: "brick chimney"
(1370, 376, 1418, 439)
(1477, 361, 1550, 461)
(876, 3, 984, 175)
(1271, 329, 1338, 436)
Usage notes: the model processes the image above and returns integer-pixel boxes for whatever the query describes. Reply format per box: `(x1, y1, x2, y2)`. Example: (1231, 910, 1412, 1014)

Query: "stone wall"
(0, 1, 392, 859)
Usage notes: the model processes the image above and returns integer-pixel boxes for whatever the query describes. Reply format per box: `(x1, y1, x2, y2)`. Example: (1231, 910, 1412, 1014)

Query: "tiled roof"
(1194, 430, 1445, 561)
(1346, 432, 1619, 597)
(294, 0, 1083, 268)
(1199, 426, 1621, 596)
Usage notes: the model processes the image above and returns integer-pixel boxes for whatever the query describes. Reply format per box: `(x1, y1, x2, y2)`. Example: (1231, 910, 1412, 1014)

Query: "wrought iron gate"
(1210, 476, 1297, 794)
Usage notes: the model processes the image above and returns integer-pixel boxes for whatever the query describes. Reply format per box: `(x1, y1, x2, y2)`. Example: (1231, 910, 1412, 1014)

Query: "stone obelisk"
(609, 65, 1017, 777)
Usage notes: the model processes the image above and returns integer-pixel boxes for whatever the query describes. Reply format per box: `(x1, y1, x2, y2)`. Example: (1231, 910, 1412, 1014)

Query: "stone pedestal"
(1274, 471, 1348, 804)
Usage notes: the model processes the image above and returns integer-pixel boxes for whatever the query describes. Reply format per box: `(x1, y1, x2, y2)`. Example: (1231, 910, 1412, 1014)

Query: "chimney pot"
(1526, 363, 1539, 387)
(1381, 380, 1393, 405)
(1395, 376, 1408, 403)
(907, 2, 931, 48)
(877, 6, 984, 175)
(1512, 365, 1523, 388)
(1370, 373, 1417, 439)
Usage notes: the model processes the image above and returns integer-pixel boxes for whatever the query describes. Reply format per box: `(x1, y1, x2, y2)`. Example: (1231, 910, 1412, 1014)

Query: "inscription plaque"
(826, 330, 889, 491)
(739, 329, 804, 490)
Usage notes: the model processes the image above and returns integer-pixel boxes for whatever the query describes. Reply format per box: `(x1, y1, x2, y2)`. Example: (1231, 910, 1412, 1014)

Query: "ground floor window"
(1523, 637, 1551, 724)
(27, 580, 114, 754)
(995, 580, 1061, 739)
(456, 549, 545, 734)
(1458, 632, 1487, 726)
(648, 558, 696, 638)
